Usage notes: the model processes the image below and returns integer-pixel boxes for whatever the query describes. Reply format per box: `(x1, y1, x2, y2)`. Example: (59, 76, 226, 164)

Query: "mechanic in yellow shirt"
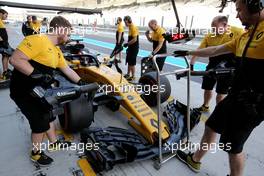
(0, 9, 12, 80)
(175, 0, 264, 175)
(30, 15, 41, 35)
(123, 16, 139, 81)
(110, 17, 124, 62)
(145, 19, 167, 71)
(191, 16, 243, 112)
(9, 16, 83, 167)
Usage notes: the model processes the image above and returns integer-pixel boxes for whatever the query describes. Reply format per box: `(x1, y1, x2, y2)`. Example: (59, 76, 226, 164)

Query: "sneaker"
(2, 69, 12, 80)
(124, 74, 130, 79)
(113, 58, 121, 64)
(31, 150, 53, 166)
(196, 104, 210, 112)
(126, 76, 135, 82)
(48, 140, 72, 152)
(176, 150, 201, 173)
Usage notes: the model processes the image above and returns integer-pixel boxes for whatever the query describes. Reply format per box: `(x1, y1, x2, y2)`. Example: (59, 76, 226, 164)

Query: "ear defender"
(246, 0, 263, 14)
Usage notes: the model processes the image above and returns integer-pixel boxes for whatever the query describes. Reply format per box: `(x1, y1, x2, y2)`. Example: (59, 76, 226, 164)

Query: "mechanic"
(145, 19, 167, 71)
(0, 9, 12, 80)
(123, 16, 139, 81)
(9, 16, 85, 166)
(40, 17, 49, 34)
(111, 17, 124, 62)
(191, 16, 243, 112)
(175, 0, 264, 176)
(30, 15, 41, 35)
(22, 15, 34, 37)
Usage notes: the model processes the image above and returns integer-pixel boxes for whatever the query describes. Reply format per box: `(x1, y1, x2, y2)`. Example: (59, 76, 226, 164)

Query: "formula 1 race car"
(59, 39, 202, 172)
(61, 39, 173, 143)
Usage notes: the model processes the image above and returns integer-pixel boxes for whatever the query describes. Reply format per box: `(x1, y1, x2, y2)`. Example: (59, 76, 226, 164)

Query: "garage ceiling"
(4, 0, 220, 9)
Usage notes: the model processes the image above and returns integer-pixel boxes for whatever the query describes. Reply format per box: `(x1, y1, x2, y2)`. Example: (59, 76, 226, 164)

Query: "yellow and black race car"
(58, 39, 202, 172)
(61, 39, 172, 144)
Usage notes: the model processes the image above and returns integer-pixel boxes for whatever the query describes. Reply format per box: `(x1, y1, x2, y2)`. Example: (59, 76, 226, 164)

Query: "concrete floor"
(0, 24, 263, 176)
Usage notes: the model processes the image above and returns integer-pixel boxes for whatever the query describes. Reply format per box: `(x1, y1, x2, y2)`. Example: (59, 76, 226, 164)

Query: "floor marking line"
(72, 35, 207, 71)
(78, 158, 96, 176)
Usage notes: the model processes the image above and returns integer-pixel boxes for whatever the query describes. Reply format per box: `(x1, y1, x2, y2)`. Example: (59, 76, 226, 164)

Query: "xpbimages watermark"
(98, 84, 166, 95)
(34, 24, 232, 37)
(165, 141, 232, 154)
(33, 141, 100, 153)
(168, 26, 232, 37)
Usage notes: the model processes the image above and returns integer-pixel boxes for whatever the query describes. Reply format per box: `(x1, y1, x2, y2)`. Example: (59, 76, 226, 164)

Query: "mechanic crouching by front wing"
(175, 0, 264, 175)
(9, 16, 85, 166)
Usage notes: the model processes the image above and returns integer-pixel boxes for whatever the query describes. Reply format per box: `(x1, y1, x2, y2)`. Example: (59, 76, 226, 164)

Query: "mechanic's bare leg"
(45, 122, 57, 143)
(131, 65, 135, 77)
(119, 52, 122, 63)
(216, 93, 226, 104)
(203, 90, 213, 107)
(32, 133, 45, 152)
(127, 66, 131, 76)
(192, 126, 217, 162)
(2, 55, 9, 72)
(229, 153, 245, 176)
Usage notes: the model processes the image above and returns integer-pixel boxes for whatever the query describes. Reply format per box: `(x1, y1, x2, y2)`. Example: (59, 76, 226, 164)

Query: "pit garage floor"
(0, 25, 263, 176)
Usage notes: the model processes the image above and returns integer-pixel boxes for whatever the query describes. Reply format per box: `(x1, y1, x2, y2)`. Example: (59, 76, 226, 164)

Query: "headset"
(245, 0, 263, 14)
(123, 16, 132, 23)
(241, 0, 263, 61)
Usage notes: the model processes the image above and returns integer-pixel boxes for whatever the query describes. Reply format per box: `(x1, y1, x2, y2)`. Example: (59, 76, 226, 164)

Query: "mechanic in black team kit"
(0, 9, 12, 80)
(22, 15, 34, 37)
(191, 16, 243, 112)
(175, 0, 264, 176)
(9, 16, 85, 166)
(111, 17, 124, 62)
(145, 19, 167, 71)
(123, 16, 139, 82)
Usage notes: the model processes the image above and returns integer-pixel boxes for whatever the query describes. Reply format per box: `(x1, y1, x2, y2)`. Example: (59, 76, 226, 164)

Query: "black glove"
(77, 79, 87, 86)
(190, 64, 194, 71)
(123, 43, 129, 48)
(30, 69, 54, 88)
(173, 50, 189, 56)
(116, 43, 122, 48)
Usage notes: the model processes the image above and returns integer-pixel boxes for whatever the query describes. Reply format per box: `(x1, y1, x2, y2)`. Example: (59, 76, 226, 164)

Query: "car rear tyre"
(139, 71, 171, 107)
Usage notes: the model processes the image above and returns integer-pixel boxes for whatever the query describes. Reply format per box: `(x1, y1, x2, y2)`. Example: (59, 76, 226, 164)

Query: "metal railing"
(152, 54, 191, 169)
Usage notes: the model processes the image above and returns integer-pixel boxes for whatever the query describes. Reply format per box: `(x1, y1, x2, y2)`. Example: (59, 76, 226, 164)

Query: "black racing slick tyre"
(139, 71, 171, 107)
(106, 100, 120, 112)
(59, 95, 94, 132)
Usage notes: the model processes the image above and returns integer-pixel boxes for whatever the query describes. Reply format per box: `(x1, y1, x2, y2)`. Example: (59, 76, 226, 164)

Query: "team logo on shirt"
(47, 48, 53, 53)
(256, 32, 263, 40)
(26, 42, 32, 48)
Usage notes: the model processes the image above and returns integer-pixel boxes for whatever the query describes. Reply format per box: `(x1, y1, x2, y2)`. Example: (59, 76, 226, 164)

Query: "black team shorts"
(11, 95, 55, 133)
(126, 47, 139, 66)
(206, 94, 264, 154)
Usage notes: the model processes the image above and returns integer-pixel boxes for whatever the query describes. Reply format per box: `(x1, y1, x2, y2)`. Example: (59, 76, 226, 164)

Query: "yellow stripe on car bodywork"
(78, 158, 96, 176)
